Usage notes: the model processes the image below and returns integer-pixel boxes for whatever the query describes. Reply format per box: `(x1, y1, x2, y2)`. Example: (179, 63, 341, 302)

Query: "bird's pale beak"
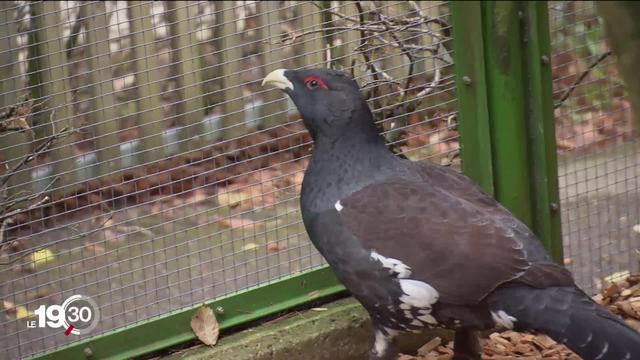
(262, 69, 294, 91)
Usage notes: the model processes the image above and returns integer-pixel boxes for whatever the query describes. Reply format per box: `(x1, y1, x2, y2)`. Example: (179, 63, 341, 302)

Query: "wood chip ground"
(399, 274, 640, 360)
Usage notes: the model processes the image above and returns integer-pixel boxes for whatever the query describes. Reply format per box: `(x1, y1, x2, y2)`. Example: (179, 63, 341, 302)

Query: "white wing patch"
(399, 279, 439, 308)
(417, 309, 437, 325)
(370, 251, 412, 278)
(398, 279, 439, 326)
(334, 200, 343, 211)
(491, 310, 517, 329)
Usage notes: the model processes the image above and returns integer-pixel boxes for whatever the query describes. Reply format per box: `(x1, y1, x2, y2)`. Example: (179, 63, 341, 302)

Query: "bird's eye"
(307, 79, 319, 90)
(303, 76, 328, 90)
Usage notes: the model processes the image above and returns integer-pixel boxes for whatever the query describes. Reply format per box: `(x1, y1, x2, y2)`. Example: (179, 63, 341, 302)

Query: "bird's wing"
(338, 171, 572, 305)
(414, 161, 564, 264)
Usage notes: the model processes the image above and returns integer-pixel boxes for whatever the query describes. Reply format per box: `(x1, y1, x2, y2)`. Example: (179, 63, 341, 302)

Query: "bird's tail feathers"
(488, 286, 640, 360)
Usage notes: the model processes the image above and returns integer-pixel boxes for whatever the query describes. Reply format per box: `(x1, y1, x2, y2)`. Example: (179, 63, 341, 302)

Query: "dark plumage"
(262, 68, 640, 360)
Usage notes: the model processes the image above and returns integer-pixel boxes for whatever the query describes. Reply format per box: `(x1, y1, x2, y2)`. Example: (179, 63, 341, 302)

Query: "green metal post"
(481, 1, 533, 228)
(450, 1, 494, 195)
(521, 2, 563, 262)
(451, 1, 562, 262)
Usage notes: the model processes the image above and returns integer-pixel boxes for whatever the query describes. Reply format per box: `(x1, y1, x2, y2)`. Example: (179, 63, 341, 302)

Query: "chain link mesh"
(550, 1, 638, 294)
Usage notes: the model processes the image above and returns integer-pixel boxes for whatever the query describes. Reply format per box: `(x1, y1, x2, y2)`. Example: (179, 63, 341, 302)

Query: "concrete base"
(166, 298, 453, 360)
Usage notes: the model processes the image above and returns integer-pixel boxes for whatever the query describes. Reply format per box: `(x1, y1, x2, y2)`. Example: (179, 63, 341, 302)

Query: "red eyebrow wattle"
(303, 76, 328, 89)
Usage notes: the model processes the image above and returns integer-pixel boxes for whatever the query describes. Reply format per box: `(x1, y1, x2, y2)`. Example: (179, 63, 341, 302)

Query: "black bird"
(262, 68, 640, 360)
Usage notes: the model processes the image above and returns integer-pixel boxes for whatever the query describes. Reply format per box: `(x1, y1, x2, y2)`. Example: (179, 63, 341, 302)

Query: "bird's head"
(262, 68, 378, 142)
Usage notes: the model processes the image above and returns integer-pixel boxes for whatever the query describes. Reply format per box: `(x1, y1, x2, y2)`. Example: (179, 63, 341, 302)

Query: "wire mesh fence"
(550, 1, 639, 294)
(0, 1, 456, 358)
(3, 1, 637, 358)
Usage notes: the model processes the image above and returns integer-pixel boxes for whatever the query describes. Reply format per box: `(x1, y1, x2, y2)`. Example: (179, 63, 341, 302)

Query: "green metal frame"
(31, 2, 562, 359)
(29, 267, 344, 360)
(449, 2, 494, 195)
(451, 1, 563, 262)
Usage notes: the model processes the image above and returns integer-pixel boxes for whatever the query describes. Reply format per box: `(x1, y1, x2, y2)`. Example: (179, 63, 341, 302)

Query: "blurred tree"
(598, 2, 640, 129)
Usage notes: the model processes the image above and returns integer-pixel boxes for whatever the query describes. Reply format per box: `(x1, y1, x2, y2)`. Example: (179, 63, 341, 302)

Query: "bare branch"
(0, 218, 12, 246)
(415, 63, 442, 98)
(0, 127, 73, 188)
(1, 177, 57, 214)
(0, 195, 49, 246)
(1, 196, 49, 221)
(310, 2, 359, 24)
(554, 50, 612, 109)
(267, 24, 446, 46)
(407, 1, 425, 19)
(354, 1, 380, 100)
(270, 1, 450, 149)
(0, 212, 114, 265)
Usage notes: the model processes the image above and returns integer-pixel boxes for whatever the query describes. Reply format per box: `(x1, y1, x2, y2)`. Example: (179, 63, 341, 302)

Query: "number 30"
(68, 306, 92, 322)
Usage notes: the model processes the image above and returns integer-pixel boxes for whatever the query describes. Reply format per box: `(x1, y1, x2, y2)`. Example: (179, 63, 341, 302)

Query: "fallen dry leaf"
(2, 116, 31, 132)
(15, 306, 35, 320)
(266, 241, 287, 252)
(217, 216, 260, 229)
(604, 270, 631, 285)
(30, 248, 55, 265)
(190, 305, 219, 346)
(216, 182, 278, 210)
(216, 190, 252, 208)
(82, 241, 106, 257)
(189, 189, 210, 204)
(28, 289, 50, 300)
(9, 239, 26, 251)
(3, 300, 16, 314)
(242, 243, 258, 251)
(104, 229, 121, 244)
(100, 217, 115, 228)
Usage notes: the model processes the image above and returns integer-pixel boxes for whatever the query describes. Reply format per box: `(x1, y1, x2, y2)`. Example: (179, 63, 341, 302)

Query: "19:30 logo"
(28, 295, 100, 335)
